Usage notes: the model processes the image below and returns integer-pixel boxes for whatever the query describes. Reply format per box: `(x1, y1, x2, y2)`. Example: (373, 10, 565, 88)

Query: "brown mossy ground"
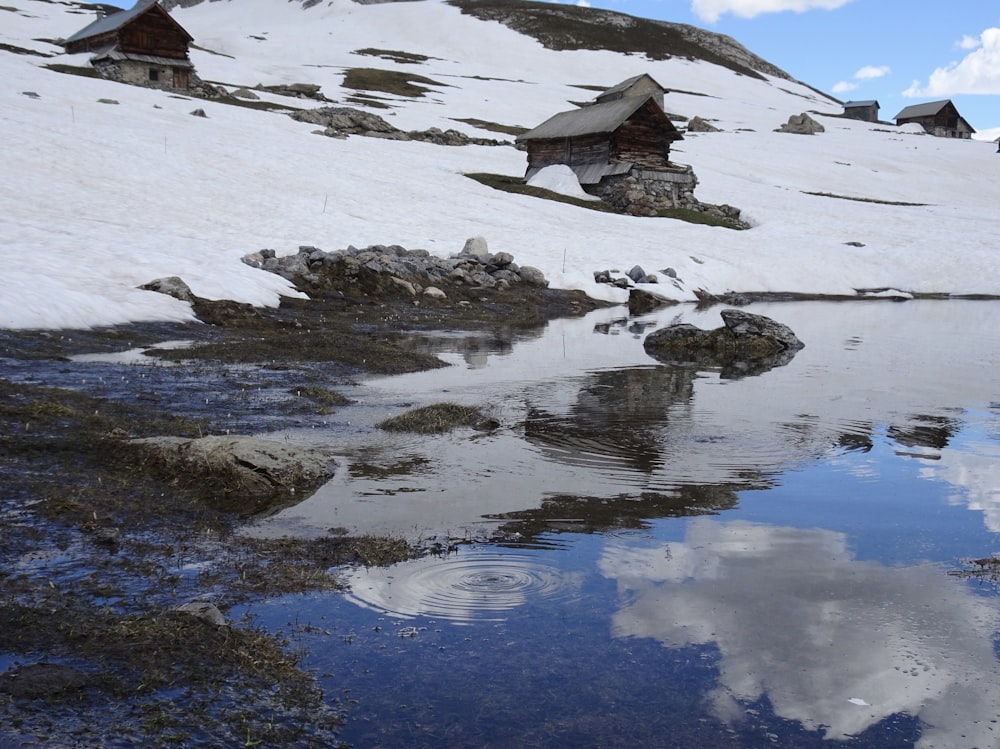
(0, 274, 605, 746)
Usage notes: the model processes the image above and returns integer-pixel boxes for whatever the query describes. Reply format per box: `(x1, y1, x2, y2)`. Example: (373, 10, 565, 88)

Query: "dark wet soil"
(0, 268, 606, 747)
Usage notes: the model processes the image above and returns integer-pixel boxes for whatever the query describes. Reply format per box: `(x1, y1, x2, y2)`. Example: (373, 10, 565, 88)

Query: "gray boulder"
(518, 265, 549, 287)
(176, 601, 227, 627)
(643, 309, 803, 378)
(231, 87, 260, 100)
(776, 112, 825, 135)
(462, 236, 489, 257)
(139, 276, 194, 302)
(687, 116, 721, 133)
(129, 435, 336, 514)
(628, 287, 678, 315)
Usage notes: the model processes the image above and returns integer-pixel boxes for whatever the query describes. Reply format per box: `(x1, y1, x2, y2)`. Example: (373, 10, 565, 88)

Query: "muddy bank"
(0, 272, 605, 747)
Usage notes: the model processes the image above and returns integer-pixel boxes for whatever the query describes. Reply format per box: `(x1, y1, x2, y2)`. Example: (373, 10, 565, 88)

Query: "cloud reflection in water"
(598, 519, 1000, 748)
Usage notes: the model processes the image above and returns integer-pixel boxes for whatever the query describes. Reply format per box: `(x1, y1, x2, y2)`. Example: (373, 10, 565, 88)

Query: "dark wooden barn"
(517, 75, 682, 179)
(62, 0, 196, 91)
(894, 100, 975, 139)
(843, 100, 880, 122)
(515, 75, 696, 214)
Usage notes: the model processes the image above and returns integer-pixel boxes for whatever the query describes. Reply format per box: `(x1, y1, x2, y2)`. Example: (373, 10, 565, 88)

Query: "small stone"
(176, 601, 227, 627)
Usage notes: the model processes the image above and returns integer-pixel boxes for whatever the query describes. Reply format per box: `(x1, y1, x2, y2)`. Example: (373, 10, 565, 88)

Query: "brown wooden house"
(515, 75, 695, 213)
(62, 0, 196, 91)
(843, 100, 880, 122)
(894, 100, 975, 139)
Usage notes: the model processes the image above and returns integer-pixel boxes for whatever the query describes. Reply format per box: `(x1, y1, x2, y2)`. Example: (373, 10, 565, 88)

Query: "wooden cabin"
(515, 75, 695, 214)
(843, 100, 880, 122)
(62, 0, 195, 91)
(517, 74, 679, 177)
(894, 100, 975, 139)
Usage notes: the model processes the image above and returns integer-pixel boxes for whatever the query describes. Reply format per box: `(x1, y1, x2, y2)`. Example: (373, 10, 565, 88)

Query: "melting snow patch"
(527, 164, 602, 202)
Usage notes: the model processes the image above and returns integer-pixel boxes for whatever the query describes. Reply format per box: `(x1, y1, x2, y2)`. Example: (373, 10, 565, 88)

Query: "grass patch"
(452, 117, 529, 136)
(803, 191, 929, 207)
(378, 402, 499, 433)
(342, 67, 447, 98)
(468, 173, 746, 229)
(353, 47, 433, 64)
(43, 62, 101, 78)
(466, 172, 616, 212)
(346, 94, 394, 109)
(291, 385, 353, 412)
(216, 96, 302, 113)
(1, 42, 51, 56)
(656, 206, 748, 230)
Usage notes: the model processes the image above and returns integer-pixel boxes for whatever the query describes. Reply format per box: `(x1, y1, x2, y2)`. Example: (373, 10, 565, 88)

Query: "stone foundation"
(587, 165, 698, 216)
(586, 164, 744, 224)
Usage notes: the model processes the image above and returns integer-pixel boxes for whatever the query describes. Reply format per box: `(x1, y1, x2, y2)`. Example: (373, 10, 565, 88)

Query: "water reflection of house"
(62, 0, 197, 92)
(894, 100, 975, 139)
(524, 366, 695, 475)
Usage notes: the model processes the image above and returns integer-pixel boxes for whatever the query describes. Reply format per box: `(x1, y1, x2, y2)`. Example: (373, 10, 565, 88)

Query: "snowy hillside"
(2, 0, 1000, 330)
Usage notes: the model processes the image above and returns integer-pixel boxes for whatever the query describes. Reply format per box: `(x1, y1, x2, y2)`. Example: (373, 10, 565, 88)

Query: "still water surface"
(245, 301, 1000, 748)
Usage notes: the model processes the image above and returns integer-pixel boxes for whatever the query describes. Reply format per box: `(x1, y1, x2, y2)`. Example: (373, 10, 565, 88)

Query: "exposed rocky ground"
(0, 249, 606, 747)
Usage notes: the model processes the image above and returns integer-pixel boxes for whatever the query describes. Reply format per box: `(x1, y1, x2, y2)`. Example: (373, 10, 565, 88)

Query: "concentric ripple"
(341, 549, 580, 624)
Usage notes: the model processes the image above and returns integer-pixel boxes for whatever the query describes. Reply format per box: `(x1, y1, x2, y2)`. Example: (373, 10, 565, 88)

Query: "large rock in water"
(643, 309, 804, 378)
(129, 435, 336, 515)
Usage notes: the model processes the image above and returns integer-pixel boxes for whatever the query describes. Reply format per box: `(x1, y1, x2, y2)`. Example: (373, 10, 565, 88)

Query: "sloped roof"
(597, 73, 665, 100)
(516, 94, 680, 142)
(64, 0, 192, 45)
(844, 100, 879, 108)
(894, 100, 953, 120)
(90, 44, 194, 67)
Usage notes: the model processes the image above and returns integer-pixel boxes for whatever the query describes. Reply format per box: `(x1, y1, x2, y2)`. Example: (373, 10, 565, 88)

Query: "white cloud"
(854, 64, 890, 79)
(906, 27, 1000, 97)
(831, 80, 856, 94)
(577, 0, 591, 5)
(690, 0, 852, 23)
(958, 34, 981, 50)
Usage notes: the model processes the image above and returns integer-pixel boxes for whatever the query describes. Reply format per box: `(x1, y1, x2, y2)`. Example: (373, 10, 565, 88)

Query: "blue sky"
(569, 0, 1000, 136)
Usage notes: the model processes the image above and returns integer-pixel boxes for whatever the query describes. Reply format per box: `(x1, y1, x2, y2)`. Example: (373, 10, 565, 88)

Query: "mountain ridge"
(159, 0, 796, 83)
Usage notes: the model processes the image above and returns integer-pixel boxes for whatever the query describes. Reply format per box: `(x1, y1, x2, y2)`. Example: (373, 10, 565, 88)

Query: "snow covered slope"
(2, 0, 999, 329)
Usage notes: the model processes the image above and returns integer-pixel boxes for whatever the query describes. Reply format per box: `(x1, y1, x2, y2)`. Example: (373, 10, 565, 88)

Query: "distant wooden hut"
(843, 100, 880, 122)
(516, 75, 695, 214)
(894, 100, 975, 139)
(62, 0, 196, 91)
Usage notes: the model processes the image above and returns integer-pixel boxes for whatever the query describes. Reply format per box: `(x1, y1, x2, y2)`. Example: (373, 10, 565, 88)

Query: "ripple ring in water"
(342, 550, 579, 624)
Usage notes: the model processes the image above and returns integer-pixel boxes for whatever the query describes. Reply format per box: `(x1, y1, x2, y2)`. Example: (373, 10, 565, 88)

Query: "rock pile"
(290, 106, 510, 146)
(243, 238, 549, 298)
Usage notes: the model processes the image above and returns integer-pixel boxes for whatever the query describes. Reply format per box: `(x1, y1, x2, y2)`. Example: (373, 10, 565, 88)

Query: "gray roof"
(516, 94, 678, 142)
(90, 44, 194, 68)
(844, 100, 879, 108)
(894, 100, 953, 120)
(65, 0, 190, 44)
(597, 73, 664, 99)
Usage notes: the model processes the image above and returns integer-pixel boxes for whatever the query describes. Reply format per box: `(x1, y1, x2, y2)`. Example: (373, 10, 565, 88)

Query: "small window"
(148, 68, 159, 82)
